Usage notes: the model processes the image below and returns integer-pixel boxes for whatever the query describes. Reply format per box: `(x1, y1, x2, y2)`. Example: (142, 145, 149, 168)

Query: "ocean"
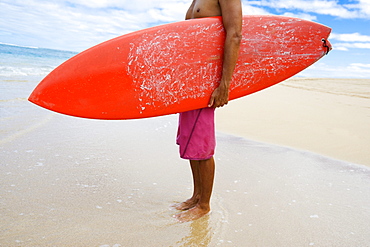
(0, 43, 77, 99)
(0, 44, 77, 142)
(0, 43, 77, 77)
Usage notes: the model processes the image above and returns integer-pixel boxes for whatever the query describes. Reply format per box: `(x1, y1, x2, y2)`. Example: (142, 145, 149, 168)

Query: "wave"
(0, 44, 77, 77)
(0, 42, 39, 49)
(0, 65, 55, 77)
(0, 43, 77, 62)
(0, 42, 77, 54)
(0, 97, 28, 103)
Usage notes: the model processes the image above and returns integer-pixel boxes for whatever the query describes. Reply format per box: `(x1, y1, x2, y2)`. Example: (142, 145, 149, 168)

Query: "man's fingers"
(218, 100, 227, 108)
(208, 96, 214, 108)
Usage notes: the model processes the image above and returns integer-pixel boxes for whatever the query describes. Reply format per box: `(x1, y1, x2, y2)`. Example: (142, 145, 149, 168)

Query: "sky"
(1, 0, 370, 78)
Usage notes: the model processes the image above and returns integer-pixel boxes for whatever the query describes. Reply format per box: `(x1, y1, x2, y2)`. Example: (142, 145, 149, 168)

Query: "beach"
(1, 76, 370, 246)
(1, 44, 370, 246)
(217, 77, 370, 166)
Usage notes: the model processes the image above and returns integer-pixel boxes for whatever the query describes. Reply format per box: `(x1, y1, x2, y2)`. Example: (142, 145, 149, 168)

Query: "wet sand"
(1, 77, 370, 246)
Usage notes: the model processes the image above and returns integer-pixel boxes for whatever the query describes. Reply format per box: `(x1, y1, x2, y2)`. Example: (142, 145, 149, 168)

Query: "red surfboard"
(29, 15, 331, 120)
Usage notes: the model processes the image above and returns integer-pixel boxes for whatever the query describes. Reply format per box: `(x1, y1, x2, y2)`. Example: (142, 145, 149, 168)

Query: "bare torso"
(185, 0, 221, 20)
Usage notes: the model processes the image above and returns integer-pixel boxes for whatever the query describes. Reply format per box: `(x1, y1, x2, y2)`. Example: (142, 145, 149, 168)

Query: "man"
(173, 0, 242, 222)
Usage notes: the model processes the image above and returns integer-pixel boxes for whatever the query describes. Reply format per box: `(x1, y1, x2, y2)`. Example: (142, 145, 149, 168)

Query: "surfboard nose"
(322, 38, 332, 55)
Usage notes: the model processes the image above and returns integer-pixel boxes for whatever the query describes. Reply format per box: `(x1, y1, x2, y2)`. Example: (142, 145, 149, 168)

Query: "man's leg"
(172, 160, 202, 210)
(175, 157, 215, 222)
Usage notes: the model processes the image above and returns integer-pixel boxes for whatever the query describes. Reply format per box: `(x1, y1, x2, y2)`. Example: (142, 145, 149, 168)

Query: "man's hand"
(208, 83, 229, 108)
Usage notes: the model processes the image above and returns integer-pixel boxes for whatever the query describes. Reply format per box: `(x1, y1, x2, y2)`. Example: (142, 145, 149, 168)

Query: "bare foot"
(171, 198, 199, 211)
(174, 204, 210, 222)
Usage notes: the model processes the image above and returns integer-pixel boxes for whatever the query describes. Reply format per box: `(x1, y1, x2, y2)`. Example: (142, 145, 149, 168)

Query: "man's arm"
(185, 0, 196, 20)
(208, 0, 242, 108)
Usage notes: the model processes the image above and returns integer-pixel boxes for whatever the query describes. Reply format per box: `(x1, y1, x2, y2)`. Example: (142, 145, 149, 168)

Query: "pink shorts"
(176, 108, 216, 160)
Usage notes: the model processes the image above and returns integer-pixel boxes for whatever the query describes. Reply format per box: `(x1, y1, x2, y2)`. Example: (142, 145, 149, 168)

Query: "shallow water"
(1, 105, 369, 246)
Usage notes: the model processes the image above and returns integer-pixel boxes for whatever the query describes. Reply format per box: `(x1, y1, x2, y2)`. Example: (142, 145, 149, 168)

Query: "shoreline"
(216, 77, 370, 167)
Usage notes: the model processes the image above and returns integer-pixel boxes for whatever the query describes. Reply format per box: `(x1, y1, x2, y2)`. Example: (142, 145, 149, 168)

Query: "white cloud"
(1, 0, 369, 56)
(334, 46, 349, 51)
(350, 63, 370, 68)
(242, 3, 272, 15)
(330, 33, 370, 42)
(346, 63, 370, 76)
(68, 0, 188, 12)
(252, 0, 370, 19)
(329, 33, 370, 51)
(282, 12, 317, 21)
(334, 42, 370, 49)
(345, 0, 370, 16)
(298, 62, 370, 78)
(0, 0, 188, 51)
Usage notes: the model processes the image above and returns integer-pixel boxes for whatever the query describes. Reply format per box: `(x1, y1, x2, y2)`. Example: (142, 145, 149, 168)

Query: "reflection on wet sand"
(177, 214, 212, 246)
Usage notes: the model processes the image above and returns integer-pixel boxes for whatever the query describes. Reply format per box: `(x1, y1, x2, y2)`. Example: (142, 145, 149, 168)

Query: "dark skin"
(173, 0, 242, 222)
(186, 0, 242, 109)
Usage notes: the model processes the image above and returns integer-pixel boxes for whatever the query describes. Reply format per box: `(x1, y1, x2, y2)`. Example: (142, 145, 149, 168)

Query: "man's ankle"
(197, 202, 210, 211)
